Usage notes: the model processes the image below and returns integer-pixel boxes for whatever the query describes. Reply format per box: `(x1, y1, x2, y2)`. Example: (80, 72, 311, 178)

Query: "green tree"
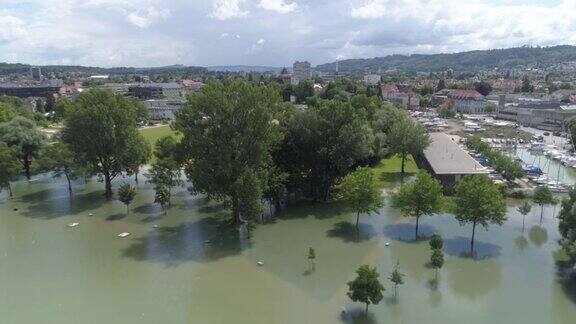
(174, 79, 283, 224)
(339, 167, 384, 228)
(389, 261, 405, 299)
(118, 183, 137, 215)
(474, 81, 492, 96)
(454, 175, 507, 254)
(39, 141, 79, 193)
(430, 249, 444, 280)
(533, 186, 555, 223)
(0, 142, 20, 198)
(518, 200, 532, 233)
(123, 135, 151, 183)
(278, 99, 372, 201)
(393, 172, 443, 239)
(154, 185, 171, 215)
(53, 98, 73, 122)
(294, 80, 314, 104)
(0, 103, 17, 123)
(387, 116, 429, 174)
(308, 247, 316, 271)
(62, 89, 144, 199)
(429, 234, 443, 251)
(347, 265, 385, 314)
(0, 116, 45, 180)
(558, 189, 576, 268)
(521, 75, 533, 93)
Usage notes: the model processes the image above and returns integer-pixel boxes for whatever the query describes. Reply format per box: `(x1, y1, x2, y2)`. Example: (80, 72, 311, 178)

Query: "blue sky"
(0, 0, 575, 67)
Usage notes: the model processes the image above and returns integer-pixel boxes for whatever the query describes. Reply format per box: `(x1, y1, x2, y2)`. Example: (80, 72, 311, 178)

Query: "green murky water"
(1, 170, 576, 324)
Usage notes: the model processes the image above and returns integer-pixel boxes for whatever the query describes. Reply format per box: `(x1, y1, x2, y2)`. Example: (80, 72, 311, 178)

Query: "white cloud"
(127, 6, 171, 28)
(210, 0, 248, 20)
(351, 0, 386, 19)
(0, 16, 27, 41)
(257, 38, 266, 44)
(259, 0, 298, 14)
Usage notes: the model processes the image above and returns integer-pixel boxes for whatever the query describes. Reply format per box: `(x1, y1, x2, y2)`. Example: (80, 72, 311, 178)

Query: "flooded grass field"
(1, 170, 576, 323)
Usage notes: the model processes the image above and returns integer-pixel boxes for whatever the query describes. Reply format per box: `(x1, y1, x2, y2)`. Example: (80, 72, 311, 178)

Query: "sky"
(0, 0, 576, 67)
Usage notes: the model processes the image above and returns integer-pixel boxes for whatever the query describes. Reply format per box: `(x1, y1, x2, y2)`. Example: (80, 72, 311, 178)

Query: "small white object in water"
(153, 225, 159, 229)
(68, 222, 79, 227)
(257, 261, 264, 266)
(341, 307, 347, 314)
(385, 242, 390, 247)
(204, 240, 211, 244)
(118, 232, 130, 238)
(88, 213, 94, 216)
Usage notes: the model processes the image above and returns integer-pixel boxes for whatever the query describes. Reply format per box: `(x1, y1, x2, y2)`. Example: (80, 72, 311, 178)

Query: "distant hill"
(0, 63, 207, 76)
(316, 45, 576, 74)
(207, 65, 283, 73)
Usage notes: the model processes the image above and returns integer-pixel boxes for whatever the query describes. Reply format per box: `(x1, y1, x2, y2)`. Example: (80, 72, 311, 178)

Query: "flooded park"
(1, 167, 576, 324)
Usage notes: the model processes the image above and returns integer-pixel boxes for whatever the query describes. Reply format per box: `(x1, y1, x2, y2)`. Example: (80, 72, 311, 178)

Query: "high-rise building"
(30, 67, 42, 80)
(292, 61, 311, 84)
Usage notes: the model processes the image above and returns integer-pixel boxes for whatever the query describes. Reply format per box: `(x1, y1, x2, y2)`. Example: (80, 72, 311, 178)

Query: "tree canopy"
(387, 116, 429, 174)
(0, 116, 45, 179)
(454, 175, 507, 253)
(339, 167, 384, 227)
(174, 79, 284, 223)
(347, 265, 385, 314)
(393, 171, 443, 239)
(62, 89, 145, 199)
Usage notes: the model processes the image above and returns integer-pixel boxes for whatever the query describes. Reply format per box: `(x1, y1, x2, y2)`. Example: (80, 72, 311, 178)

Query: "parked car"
(543, 132, 550, 136)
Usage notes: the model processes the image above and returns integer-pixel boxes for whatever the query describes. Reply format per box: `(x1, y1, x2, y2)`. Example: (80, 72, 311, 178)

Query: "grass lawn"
(139, 125, 181, 146)
(139, 126, 181, 162)
(371, 155, 419, 188)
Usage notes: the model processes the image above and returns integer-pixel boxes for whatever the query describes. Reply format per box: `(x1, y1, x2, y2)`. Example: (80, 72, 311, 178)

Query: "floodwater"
(1, 172, 576, 324)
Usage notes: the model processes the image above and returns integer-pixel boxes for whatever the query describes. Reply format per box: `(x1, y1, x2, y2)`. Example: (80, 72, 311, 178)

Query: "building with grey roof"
(415, 132, 488, 193)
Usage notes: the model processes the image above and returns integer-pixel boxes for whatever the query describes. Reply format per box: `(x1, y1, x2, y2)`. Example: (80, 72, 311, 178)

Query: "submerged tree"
(62, 89, 146, 199)
(532, 186, 554, 223)
(0, 116, 45, 180)
(393, 172, 443, 239)
(39, 141, 79, 194)
(154, 185, 171, 215)
(118, 183, 137, 216)
(339, 167, 384, 228)
(0, 141, 20, 198)
(347, 265, 385, 314)
(389, 261, 405, 299)
(518, 200, 532, 233)
(454, 175, 506, 254)
(430, 249, 444, 281)
(174, 79, 283, 224)
(308, 247, 316, 271)
(429, 234, 443, 251)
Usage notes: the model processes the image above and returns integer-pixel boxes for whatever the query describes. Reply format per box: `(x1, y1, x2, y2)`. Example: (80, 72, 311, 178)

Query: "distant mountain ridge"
(315, 45, 576, 74)
(207, 65, 283, 73)
(0, 63, 207, 76)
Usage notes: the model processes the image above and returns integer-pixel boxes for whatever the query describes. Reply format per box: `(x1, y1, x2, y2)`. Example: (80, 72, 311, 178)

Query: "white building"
(364, 74, 381, 86)
(143, 100, 185, 120)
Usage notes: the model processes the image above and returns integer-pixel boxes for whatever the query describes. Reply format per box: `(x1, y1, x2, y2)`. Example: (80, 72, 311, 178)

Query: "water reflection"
(514, 236, 529, 253)
(383, 223, 437, 242)
(444, 236, 502, 259)
(340, 309, 378, 324)
(529, 226, 548, 247)
(122, 217, 250, 266)
(326, 221, 378, 243)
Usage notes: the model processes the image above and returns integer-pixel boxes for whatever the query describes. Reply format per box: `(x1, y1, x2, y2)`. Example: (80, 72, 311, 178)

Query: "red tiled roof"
(447, 89, 484, 100)
(381, 84, 399, 93)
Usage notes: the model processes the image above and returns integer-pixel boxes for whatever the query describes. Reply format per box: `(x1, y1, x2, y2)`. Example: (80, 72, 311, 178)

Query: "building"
(30, 67, 42, 80)
(440, 89, 485, 114)
(364, 74, 381, 86)
(293, 61, 311, 84)
(415, 133, 488, 193)
(128, 83, 182, 100)
(380, 84, 420, 109)
(0, 84, 61, 98)
(143, 99, 185, 120)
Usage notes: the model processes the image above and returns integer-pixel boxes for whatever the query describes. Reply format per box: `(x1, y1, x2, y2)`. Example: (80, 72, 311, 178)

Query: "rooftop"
(423, 133, 488, 175)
